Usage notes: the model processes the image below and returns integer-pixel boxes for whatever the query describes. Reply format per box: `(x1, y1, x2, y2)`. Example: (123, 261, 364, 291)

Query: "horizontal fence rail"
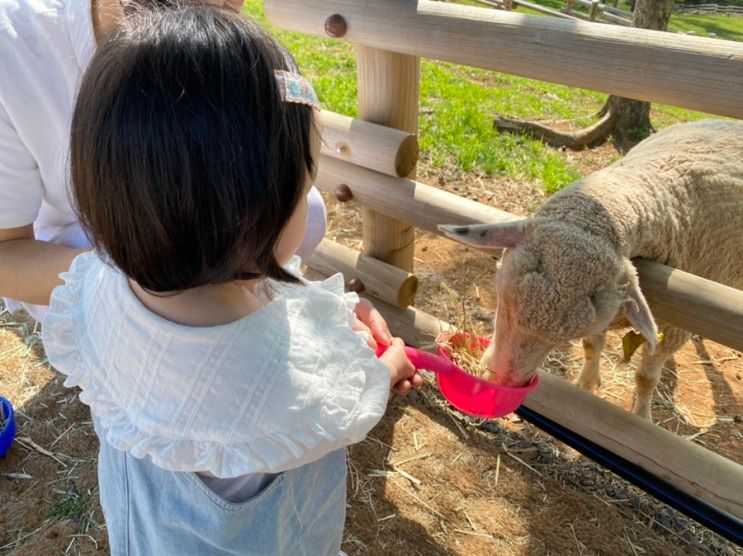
(265, 0, 743, 118)
(316, 156, 743, 353)
(273, 0, 743, 540)
(306, 239, 419, 308)
(676, 4, 743, 14)
(303, 269, 743, 522)
(320, 110, 418, 178)
(636, 260, 743, 352)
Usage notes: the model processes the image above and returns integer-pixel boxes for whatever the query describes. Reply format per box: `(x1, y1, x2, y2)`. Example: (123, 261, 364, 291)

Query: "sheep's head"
(438, 220, 659, 386)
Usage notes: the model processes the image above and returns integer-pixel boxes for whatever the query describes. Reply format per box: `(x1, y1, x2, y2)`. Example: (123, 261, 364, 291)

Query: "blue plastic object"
(0, 396, 16, 458)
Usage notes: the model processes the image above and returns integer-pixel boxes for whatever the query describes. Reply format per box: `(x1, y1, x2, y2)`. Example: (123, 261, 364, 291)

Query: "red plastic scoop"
(376, 333, 538, 418)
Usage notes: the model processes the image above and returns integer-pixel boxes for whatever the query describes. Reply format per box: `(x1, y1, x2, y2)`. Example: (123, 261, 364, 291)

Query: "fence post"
(589, 0, 600, 20)
(357, 47, 420, 271)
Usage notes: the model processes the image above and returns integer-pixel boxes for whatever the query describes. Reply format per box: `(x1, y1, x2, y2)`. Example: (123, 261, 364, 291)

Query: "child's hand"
(352, 317, 376, 349)
(378, 337, 422, 395)
(353, 298, 393, 350)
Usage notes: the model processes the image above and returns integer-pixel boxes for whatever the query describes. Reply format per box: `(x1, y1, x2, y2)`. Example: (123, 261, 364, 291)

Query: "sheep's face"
(438, 219, 657, 387)
(483, 222, 626, 386)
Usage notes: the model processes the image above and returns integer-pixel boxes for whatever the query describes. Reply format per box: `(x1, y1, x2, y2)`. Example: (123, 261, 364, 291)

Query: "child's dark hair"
(71, 4, 316, 292)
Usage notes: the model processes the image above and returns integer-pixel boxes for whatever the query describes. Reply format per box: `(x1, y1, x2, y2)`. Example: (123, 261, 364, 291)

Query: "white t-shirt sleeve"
(296, 185, 327, 259)
(0, 102, 44, 229)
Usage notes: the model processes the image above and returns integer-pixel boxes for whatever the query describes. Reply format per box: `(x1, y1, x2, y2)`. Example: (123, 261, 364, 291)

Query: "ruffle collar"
(42, 253, 389, 477)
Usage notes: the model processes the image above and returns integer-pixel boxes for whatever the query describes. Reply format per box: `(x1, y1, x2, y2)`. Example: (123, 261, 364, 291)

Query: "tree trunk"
(634, 0, 675, 28)
(603, 0, 675, 147)
(494, 0, 677, 151)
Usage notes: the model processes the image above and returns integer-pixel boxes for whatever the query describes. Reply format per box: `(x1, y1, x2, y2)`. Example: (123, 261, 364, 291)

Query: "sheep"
(439, 119, 743, 420)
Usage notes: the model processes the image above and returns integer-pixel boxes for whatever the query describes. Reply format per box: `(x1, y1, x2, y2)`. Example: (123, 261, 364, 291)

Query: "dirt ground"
(1, 144, 741, 554)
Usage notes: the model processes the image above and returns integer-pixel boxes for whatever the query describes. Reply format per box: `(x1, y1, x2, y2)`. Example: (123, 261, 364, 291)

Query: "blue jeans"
(95, 422, 346, 555)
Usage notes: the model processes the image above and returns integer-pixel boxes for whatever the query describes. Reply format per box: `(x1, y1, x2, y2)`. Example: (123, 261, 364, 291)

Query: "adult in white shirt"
(0, 0, 420, 391)
(0, 0, 327, 321)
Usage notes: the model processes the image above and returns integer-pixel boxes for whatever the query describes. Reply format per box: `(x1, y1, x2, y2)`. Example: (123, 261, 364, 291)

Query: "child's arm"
(353, 298, 423, 394)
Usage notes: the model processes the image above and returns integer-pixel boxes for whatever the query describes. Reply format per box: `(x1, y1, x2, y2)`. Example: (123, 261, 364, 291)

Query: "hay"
(435, 300, 490, 379)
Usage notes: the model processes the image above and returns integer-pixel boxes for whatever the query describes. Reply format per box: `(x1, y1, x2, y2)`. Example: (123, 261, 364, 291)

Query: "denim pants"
(95, 422, 347, 555)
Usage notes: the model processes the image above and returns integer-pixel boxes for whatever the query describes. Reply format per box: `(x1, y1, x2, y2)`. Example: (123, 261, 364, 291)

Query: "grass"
(50, 490, 94, 524)
(616, 1, 743, 39)
(670, 13, 743, 40)
(49, 484, 98, 537)
(246, 1, 732, 191)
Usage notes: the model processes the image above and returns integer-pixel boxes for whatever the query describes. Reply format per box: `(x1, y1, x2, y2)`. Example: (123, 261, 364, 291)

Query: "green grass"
(418, 62, 589, 189)
(50, 487, 97, 533)
(244, 1, 728, 192)
(669, 13, 743, 40)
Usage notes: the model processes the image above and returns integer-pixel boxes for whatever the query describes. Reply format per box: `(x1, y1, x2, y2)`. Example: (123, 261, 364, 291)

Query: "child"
(42, 4, 418, 554)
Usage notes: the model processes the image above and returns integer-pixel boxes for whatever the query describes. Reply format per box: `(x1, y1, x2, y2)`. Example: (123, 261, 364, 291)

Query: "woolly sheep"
(439, 119, 743, 420)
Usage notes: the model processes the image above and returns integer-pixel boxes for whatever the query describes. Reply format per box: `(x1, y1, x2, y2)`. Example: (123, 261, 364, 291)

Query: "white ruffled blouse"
(42, 252, 391, 478)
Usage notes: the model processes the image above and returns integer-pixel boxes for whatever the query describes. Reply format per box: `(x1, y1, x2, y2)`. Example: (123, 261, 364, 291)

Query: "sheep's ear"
(621, 260, 659, 354)
(437, 220, 529, 249)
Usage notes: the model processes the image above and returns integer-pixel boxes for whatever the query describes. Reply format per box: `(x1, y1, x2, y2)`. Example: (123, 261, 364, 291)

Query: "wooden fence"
(265, 0, 743, 525)
(470, 0, 634, 25)
(474, 0, 742, 29)
(676, 3, 743, 15)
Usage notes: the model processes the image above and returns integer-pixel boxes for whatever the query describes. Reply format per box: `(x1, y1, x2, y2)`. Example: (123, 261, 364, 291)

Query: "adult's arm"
(0, 99, 87, 306)
(0, 225, 86, 306)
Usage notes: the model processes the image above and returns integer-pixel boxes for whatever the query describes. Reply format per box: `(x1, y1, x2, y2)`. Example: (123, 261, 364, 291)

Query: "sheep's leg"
(632, 328, 690, 420)
(574, 333, 606, 391)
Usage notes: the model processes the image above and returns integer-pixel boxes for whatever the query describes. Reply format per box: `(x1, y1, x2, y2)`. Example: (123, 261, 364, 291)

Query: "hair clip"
(275, 70, 321, 110)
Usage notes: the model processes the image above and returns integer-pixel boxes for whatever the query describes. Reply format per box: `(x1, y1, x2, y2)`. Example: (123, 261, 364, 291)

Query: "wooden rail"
(676, 4, 743, 15)
(563, 0, 634, 25)
(265, 0, 743, 118)
(273, 0, 743, 532)
(316, 155, 519, 235)
(470, 0, 511, 10)
(524, 372, 743, 520)
(320, 110, 418, 178)
(316, 155, 743, 353)
(517, 0, 578, 19)
(306, 239, 418, 308)
(305, 267, 743, 521)
(596, 1, 633, 18)
(636, 260, 743, 352)
(599, 9, 633, 25)
(570, 0, 633, 21)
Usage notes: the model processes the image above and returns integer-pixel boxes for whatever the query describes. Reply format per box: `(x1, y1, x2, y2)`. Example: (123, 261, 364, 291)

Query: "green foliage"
(50, 488, 97, 533)
(244, 1, 721, 192)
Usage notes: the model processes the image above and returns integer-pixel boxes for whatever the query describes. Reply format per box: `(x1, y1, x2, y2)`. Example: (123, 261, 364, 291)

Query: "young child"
(42, 4, 419, 554)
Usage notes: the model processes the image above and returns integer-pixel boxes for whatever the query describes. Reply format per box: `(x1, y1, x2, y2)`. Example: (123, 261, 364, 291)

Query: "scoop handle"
(375, 344, 455, 375)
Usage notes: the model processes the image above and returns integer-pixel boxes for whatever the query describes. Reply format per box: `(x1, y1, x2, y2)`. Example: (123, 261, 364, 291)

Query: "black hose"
(514, 406, 743, 546)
